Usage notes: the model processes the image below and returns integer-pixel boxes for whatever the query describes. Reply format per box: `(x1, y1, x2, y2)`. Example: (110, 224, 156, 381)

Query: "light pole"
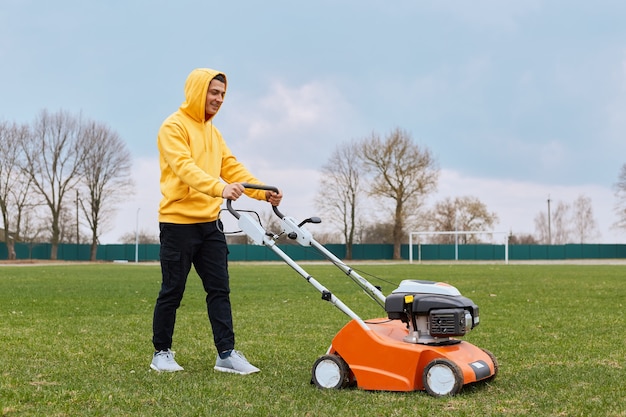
(76, 190, 80, 260)
(454, 210, 459, 261)
(547, 196, 551, 245)
(135, 208, 140, 263)
(76, 190, 80, 245)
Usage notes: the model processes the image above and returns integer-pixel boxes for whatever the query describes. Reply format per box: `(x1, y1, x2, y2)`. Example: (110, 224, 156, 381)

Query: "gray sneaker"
(214, 350, 260, 375)
(150, 349, 184, 372)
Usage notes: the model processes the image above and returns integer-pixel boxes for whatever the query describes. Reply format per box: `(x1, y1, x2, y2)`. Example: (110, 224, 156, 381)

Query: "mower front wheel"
(311, 354, 351, 389)
(423, 359, 464, 397)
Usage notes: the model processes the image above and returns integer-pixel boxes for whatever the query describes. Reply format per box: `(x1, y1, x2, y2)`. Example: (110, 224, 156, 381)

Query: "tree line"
(3, 112, 625, 262)
(311, 128, 621, 260)
(615, 164, 626, 233)
(314, 128, 499, 259)
(0, 110, 133, 261)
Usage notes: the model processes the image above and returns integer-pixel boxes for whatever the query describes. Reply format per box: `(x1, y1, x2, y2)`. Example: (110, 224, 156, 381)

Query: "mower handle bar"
(225, 183, 284, 220)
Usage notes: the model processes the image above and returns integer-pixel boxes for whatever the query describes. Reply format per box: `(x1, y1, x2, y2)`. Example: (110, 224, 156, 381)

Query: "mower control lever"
(298, 217, 321, 227)
(286, 217, 322, 240)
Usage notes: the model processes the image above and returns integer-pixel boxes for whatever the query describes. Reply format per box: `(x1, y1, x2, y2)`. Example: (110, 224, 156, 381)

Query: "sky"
(1, 0, 625, 244)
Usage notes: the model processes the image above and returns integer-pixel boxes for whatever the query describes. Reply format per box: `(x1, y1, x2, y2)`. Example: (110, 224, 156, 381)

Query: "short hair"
(212, 73, 226, 83)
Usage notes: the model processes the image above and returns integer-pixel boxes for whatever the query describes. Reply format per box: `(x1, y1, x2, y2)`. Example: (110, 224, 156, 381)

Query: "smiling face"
(205, 78, 226, 120)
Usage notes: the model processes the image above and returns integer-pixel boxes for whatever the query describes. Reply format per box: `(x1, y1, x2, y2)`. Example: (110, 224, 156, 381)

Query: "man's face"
(205, 79, 226, 118)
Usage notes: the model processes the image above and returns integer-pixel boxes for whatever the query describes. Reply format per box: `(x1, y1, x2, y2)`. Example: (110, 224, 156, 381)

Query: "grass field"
(1, 262, 624, 416)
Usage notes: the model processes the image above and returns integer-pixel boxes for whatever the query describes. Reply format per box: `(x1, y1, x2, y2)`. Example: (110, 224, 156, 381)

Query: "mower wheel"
(480, 348, 499, 382)
(423, 359, 464, 397)
(311, 354, 351, 389)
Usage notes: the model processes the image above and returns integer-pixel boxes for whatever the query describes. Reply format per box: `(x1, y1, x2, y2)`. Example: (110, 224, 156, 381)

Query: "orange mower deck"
(327, 318, 497, 393)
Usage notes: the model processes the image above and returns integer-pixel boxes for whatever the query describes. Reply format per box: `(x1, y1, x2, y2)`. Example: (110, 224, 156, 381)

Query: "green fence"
(414, 244, 626, 261)
(1, 242, 625, 262)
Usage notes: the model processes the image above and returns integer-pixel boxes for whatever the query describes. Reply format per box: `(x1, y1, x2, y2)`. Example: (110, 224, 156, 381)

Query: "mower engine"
(385, 280, 480, 345)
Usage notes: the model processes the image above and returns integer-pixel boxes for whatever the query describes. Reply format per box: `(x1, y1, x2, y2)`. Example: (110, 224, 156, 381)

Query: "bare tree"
(120, 229, 159, 244)
(78, 121, 134, 260)
(551, 201, 571, 244)
(19, 208, 48, 259)
(508, 233, 538, 245)
(359, 128, 439, 259)
(316, 140, 363, 259)
(427, 196, 499, 244)
(0, 121, 34, 259)
(309, 230, 343, 245)
(534, 200, 571, 244)
(58, 204, 76, 244)
(534, 211, 550, 244)
(360, 221, 395, 244)
(427, 197, 457, 242)
(571, 194, 599, 243)
(614, 163, 626, 232)
(21, 110, 88, 260)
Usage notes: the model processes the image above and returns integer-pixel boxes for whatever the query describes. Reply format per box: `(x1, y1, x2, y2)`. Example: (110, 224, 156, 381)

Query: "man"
(150, 68, 282, 374)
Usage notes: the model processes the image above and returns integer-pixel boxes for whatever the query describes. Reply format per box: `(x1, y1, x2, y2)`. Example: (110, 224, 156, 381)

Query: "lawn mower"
(225, 184, 498, 396)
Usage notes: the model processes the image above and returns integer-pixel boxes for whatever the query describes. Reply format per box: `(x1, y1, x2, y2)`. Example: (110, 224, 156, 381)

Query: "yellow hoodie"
(158, 68, 266, 224)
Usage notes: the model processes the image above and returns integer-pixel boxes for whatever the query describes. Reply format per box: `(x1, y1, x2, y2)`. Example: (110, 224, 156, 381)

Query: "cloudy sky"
(1, 0, 625, 243)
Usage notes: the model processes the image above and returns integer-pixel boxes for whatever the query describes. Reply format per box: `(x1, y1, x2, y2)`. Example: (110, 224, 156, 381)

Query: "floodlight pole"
(547, 196, 552, 245)
(76, 190, 80, 260)
(454, 211, 459, 261)
(76, 190, 79, 246)
(135, 208, 140, 263)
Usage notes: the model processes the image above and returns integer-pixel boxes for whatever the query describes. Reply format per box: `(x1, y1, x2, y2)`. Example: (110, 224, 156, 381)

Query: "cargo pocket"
(160, 246, 182, 288)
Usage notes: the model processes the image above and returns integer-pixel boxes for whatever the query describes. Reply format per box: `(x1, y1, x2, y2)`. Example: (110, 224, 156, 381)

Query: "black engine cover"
(385, 292, 479, 326)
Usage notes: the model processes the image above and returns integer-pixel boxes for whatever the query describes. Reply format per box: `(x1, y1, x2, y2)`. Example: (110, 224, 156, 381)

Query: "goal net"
(408, 230, 509, 264)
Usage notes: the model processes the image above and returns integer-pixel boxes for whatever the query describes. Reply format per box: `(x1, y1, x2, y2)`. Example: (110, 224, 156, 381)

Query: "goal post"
(408, 231, 509, 264)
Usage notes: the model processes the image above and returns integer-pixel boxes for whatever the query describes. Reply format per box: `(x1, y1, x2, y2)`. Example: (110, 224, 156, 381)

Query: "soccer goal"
(408, 230, 509, 264)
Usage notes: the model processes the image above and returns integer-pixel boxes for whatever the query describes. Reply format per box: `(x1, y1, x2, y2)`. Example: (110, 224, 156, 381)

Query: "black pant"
(152, 221, 234, 353)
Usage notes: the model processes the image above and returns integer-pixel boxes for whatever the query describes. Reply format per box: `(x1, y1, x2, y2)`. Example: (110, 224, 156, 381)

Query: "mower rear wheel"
(423, 359, 464, 397)
(311, 354, 351, 389)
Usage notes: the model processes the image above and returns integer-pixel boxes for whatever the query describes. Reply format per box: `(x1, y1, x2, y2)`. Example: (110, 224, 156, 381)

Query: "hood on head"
(180, 68, 227, 122)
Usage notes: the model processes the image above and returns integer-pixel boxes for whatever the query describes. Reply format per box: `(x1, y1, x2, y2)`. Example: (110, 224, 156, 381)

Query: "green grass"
(1, 262, 625, 416)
